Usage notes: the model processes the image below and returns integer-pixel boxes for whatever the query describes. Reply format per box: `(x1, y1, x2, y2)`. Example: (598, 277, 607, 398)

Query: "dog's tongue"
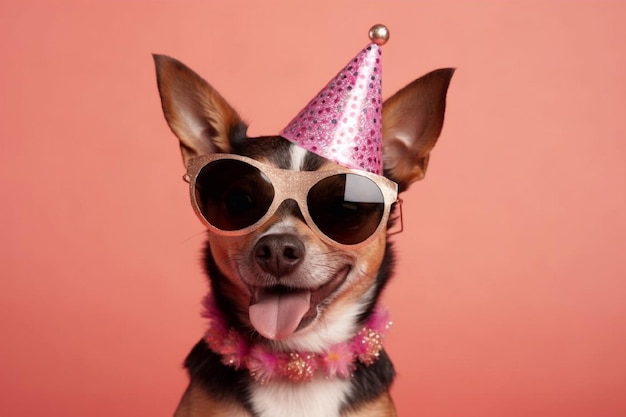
(249, 290, 311, 340)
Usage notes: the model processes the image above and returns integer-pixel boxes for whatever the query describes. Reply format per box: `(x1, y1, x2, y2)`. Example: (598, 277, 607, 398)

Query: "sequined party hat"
(280, 25, 390, 175)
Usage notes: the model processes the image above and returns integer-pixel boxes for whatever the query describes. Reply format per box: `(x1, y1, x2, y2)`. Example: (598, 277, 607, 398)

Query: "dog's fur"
(154, 53, 453, 417)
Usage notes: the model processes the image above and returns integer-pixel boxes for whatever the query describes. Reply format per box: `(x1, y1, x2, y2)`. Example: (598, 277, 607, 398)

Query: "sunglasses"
(183, 154, 401, 247)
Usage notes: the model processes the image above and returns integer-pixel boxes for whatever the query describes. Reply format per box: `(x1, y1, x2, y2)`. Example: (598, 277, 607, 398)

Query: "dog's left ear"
(382, 68, 454, 190)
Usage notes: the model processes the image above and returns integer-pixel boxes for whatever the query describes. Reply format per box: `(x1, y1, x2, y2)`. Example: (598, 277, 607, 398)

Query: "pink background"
(1, 1, 625, 416)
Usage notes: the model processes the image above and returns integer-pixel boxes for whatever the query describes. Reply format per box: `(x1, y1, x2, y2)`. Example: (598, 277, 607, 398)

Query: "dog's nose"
(254, 234, 305, 278)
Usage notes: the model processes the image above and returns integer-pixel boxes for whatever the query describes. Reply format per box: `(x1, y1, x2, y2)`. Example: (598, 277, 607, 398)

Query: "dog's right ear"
(153, 54, 245, 166)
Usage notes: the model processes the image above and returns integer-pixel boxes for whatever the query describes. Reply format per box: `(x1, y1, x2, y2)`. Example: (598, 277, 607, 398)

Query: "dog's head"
(154, 54, 453, 351)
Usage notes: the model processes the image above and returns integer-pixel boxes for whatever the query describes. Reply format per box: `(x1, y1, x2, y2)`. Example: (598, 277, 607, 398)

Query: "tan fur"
(342, 392, 397, 417)
(327, 231, 387, 311)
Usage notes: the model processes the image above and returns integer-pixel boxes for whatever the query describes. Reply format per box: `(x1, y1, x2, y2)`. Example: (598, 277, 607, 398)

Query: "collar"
(201, 294, 392, 383)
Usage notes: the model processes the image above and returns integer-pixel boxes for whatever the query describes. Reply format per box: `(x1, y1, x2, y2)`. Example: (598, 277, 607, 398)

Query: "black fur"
(232, 135, 327, 171)
(184, 339, 255, 413)
(341, 349, 396, 414)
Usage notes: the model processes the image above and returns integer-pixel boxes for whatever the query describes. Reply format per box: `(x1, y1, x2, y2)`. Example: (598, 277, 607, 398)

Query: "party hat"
(280, 25, 390, 175)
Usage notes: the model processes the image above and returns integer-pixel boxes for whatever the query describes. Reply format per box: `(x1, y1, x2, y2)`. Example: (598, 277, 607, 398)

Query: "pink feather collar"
(201, 294, 392, 383)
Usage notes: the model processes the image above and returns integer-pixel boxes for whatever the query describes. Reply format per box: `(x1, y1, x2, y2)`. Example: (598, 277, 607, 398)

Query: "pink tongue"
(249, 290, 311, 340)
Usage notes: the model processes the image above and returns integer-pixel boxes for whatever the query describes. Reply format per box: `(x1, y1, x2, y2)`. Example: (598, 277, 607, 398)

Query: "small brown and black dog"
(154, 44, 452, 416)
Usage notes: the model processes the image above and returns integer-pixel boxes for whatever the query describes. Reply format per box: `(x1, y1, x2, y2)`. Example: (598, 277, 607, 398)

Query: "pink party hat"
(280, 25, 390, 174)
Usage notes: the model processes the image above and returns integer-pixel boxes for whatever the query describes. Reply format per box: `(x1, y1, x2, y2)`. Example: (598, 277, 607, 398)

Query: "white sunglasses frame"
(183, 153, 402, 248)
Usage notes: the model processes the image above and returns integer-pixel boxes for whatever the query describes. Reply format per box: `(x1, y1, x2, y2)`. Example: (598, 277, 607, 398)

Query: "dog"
(153, 50, 453, 417)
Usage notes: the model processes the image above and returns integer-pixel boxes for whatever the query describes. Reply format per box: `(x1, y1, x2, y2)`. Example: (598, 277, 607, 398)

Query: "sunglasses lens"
(308, 174, 385, 245)
(194, 160, 274, 231)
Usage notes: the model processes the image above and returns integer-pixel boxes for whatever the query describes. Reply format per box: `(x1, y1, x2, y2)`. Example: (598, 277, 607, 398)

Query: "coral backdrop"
(1, 1, 625, 416)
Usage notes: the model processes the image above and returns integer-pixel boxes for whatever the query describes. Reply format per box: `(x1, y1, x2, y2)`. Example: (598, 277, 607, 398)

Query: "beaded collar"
(201, 294, 392, 383)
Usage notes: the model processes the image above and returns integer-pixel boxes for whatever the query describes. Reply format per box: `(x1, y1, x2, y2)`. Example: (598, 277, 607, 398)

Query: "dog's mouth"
(248, 266, 350, 340)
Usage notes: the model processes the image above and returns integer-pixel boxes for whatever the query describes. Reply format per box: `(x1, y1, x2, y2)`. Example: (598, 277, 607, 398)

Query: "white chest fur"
(249, 377, 352, 417)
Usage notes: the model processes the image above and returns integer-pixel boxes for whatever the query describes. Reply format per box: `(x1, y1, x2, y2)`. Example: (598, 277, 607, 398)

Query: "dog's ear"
(153, 54, 245, 166)
(382, 68, 454, 190)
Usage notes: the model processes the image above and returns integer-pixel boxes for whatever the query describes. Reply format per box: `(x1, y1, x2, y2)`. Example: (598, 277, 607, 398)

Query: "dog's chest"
(249, 378, 351, 417)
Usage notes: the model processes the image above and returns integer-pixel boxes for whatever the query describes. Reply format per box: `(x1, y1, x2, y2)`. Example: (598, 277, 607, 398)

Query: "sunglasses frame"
(183, 153, 401, 248)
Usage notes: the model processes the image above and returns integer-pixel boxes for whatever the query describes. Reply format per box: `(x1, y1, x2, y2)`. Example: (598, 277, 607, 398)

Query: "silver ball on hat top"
(368, 24, 389, 45)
